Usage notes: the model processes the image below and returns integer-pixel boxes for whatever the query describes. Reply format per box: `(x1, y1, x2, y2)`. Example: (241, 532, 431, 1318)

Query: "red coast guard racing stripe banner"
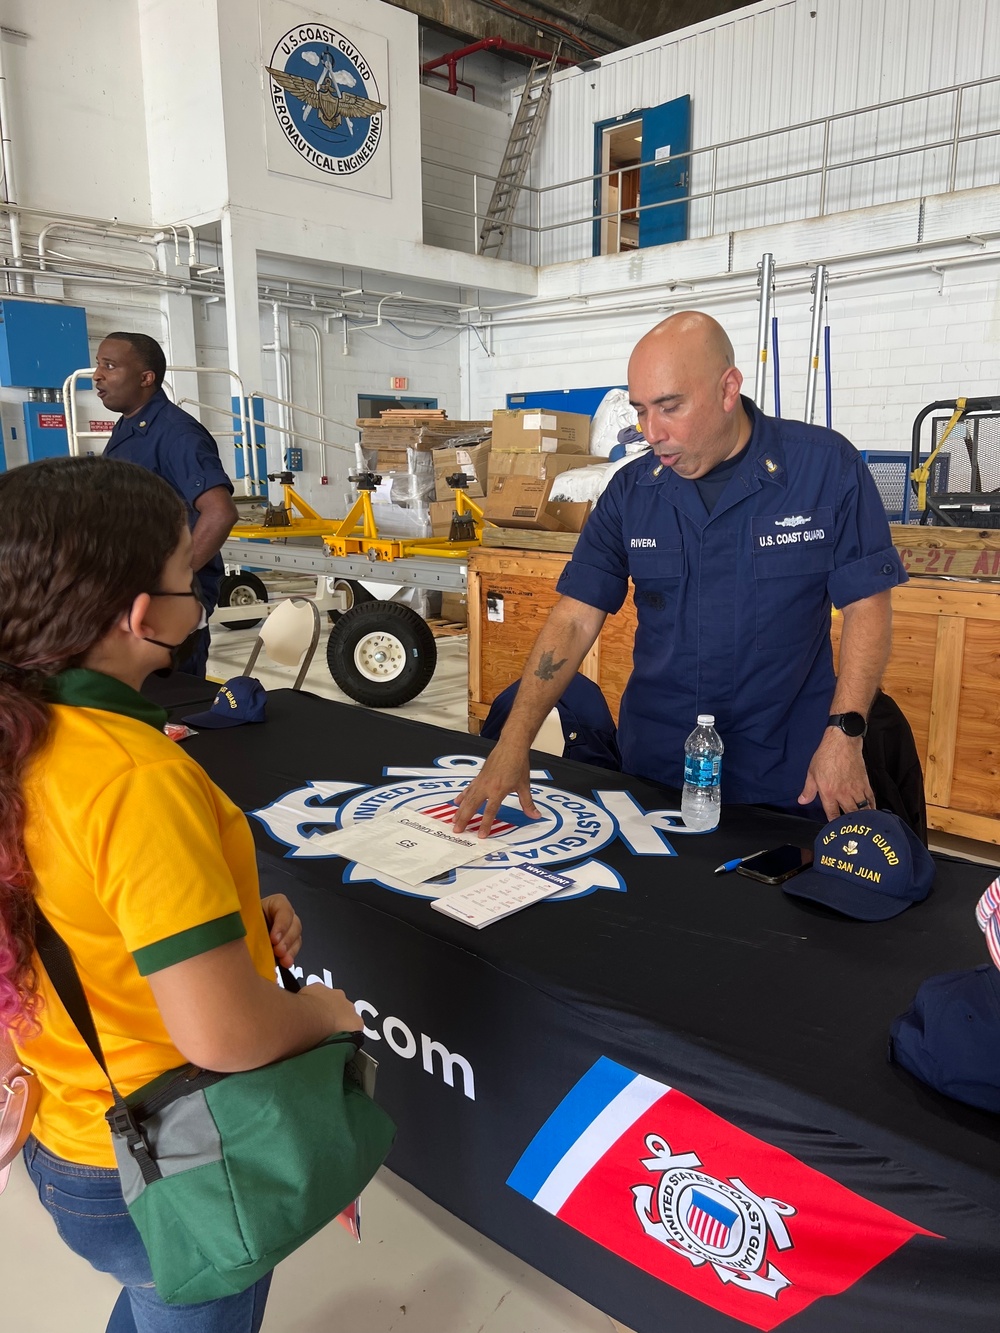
(507, 1058, 936, 1330)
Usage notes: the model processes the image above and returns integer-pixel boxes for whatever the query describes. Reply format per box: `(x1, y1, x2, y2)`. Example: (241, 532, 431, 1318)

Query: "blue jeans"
(23, 1137, 271, 1333)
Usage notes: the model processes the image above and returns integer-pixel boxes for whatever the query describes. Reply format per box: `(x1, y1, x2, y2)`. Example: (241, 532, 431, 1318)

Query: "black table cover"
(186, 689, 1000, 1333)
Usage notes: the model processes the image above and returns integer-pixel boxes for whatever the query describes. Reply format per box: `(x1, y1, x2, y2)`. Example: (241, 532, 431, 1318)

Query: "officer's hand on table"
(261, 893, 302, 968)
(453, 739, 542, 838)
(797, 729, 876, 821)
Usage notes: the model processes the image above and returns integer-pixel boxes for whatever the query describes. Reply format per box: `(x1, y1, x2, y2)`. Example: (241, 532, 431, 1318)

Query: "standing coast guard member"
(98, 332, 238, 676)
(455, 311, 907, 835)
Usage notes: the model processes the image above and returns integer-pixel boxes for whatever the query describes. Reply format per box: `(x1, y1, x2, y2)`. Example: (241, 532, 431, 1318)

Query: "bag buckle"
(109, 1104, 152, 1158)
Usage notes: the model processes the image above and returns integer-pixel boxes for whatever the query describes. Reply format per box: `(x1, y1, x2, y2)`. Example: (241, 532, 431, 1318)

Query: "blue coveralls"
(556, 399, 907, 807)
(104, 389, 234, 676)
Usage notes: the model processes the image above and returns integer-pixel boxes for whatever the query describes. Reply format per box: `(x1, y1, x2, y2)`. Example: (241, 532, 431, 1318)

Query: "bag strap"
(32, 909, 303, 1185)
(33, 908, 161, 1185)
(33, 910, 109, 1082)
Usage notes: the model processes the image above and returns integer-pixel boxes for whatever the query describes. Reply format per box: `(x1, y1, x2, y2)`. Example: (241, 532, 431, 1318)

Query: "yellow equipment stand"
(228, 470, 486, 561)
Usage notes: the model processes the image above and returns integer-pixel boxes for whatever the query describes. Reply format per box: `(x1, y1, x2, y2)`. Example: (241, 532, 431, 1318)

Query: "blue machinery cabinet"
(0, 301, 91, 467)
(0, 301, 89, 389)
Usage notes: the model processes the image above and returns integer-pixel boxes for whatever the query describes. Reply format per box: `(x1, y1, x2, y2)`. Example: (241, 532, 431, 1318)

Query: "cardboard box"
(483, 476, 564, 530)
(491, 409, 591, 454)
(440, 591, 468, 625)
(429, 499, 455, 536)
(546, 499, 591, 534)
(487, 450, 594, 492)
(432, 441, 490, 502)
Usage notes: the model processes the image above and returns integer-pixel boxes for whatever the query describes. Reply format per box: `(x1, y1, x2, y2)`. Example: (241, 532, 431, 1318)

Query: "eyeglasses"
(149, 578, 200, 600)
(148, 581, 209, 631)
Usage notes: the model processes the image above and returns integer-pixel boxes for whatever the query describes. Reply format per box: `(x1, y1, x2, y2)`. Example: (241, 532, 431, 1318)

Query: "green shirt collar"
(46, 668, 167, 730)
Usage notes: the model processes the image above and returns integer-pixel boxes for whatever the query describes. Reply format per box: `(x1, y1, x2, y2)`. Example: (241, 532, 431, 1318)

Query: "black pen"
(713, 850, 766, 875)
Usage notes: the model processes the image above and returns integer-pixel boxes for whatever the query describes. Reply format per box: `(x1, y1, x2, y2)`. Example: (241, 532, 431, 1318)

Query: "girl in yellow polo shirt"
(0, 456, 362, 1333)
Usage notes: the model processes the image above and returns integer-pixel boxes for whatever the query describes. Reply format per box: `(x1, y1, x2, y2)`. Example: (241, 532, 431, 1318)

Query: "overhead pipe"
(421, 37, 575, 97)
(0, 32, 25, 292)
(752, 252, 774, 410)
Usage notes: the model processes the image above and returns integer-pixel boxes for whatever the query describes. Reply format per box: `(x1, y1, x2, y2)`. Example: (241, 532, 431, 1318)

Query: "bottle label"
(684, 755, 721, 789)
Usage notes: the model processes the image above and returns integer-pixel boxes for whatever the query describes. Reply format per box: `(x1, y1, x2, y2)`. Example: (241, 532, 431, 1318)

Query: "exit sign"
(390, 376, 408, 391)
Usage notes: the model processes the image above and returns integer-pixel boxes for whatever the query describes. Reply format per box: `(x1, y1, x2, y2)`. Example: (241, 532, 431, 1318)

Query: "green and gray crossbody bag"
(35, 909, 396, 1305)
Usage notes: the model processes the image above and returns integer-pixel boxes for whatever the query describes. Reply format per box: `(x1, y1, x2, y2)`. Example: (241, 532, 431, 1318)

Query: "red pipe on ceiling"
(421, 36, 576, 97)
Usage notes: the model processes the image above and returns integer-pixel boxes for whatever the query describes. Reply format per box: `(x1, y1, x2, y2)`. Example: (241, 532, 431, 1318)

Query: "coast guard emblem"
(267, 24, 385, 175)
(632, 1136, 797, 1298)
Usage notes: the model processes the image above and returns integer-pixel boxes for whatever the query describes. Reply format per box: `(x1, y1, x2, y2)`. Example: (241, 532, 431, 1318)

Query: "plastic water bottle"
(681, 714, 724, 832)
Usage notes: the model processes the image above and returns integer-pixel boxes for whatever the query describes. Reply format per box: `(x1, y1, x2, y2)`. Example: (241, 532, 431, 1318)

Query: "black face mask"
(143, 585, 210, 675)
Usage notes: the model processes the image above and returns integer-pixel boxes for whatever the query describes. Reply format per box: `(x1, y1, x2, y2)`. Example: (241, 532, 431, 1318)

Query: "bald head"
(627, 311, 749, 479)
(630, 311, 735, 385)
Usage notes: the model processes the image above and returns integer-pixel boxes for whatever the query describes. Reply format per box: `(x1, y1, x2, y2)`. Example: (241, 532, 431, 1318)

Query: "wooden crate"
(467, 548, 635, 734)
(833, 574, 1000, 842)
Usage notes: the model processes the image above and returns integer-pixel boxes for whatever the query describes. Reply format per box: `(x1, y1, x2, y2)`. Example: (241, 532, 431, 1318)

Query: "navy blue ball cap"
(182, 676, 267, 729)
(889, 964, 1000, 1114)
(783, 809, 935, 920)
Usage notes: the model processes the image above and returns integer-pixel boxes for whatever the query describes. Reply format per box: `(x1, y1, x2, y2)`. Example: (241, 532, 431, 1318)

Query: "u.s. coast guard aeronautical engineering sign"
(251, 753, 701, 902)
(266, 21, 386, 177)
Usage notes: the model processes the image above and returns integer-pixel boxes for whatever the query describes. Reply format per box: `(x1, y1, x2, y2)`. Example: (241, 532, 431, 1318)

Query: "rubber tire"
(218, 572, 269, 631)
(327, 578, 377, 625)
(326, 601, 437, 708)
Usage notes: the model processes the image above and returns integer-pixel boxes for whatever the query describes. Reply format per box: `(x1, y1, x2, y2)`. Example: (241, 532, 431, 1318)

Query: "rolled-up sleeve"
(827, 455, 908, 608)
(556, 476, 630, 613)
(163, 422, 233, 510)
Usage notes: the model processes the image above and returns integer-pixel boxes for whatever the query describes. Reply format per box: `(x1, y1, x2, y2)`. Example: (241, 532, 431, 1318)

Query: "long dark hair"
(0, 456, 186, 1033)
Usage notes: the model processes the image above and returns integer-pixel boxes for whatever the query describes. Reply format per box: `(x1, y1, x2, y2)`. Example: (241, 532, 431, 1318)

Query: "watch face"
(839, 712, 868, 737)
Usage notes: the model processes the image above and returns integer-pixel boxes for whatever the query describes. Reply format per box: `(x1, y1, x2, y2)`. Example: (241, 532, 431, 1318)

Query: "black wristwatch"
(827, 711, 868, 738)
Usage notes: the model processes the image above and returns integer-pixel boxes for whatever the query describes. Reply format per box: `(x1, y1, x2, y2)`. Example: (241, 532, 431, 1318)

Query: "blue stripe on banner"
(506, 1056, 634, 1200)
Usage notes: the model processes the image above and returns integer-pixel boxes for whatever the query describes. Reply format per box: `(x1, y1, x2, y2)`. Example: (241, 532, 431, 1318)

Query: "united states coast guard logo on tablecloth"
(251, 753, 698, 902)
(267, 25, 385, 175)
(632, 1136, 796, 1298)
(507, 1056, 935, 1329)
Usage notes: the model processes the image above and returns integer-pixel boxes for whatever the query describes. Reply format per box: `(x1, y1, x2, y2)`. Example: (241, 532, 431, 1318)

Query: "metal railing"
(422, 72, 1000, 264)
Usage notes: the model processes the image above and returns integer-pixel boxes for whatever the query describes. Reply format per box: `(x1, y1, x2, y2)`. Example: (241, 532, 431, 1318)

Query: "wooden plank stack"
(356, 410, 491, 475)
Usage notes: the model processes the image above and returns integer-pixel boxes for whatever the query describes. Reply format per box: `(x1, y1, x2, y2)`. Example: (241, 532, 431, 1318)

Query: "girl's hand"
(261, 894, 302, 968)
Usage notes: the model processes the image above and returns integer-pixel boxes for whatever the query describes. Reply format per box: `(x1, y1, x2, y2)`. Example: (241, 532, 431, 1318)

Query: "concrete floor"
(4, 609, 995, 1331)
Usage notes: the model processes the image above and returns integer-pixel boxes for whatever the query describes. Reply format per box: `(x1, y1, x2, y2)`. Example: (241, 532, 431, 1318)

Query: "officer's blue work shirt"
(103, 389, 233, 610)
(556, 398, 907, 806)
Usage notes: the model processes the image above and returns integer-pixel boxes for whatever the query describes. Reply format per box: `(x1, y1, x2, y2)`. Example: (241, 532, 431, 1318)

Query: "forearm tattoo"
(534, 651, 568, 681)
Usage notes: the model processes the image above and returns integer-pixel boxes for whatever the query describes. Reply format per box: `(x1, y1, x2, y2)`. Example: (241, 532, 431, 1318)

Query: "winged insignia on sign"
(266, 66, 386, 131)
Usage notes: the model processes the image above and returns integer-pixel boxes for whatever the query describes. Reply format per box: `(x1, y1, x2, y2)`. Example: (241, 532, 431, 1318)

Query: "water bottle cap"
(697, 714, 715, 726)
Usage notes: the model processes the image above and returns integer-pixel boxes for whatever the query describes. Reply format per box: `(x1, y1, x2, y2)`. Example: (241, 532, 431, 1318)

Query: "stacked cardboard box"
(483, 476, 590, 534)
(432, 440, 491, 501)
(486, 409, 595, 507)
(487, 449, 594, 492)
(491, 409, 590, 453)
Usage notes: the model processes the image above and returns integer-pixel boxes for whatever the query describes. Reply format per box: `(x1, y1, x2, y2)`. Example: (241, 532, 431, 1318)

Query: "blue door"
(638, 95, 691, 248)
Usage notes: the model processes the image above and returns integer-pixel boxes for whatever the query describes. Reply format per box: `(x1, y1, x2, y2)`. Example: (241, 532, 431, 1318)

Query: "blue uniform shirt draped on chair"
(556, 398, 907, 806)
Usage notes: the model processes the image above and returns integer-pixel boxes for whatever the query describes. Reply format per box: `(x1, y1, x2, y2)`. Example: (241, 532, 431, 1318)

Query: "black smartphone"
(735, 845, 814, 885)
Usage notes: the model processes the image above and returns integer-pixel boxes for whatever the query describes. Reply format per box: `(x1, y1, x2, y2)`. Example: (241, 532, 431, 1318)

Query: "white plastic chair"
(243, 597, 321, 691)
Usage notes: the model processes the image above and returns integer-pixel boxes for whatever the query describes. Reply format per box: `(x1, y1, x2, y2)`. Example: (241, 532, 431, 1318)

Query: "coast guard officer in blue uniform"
(456, 311, 906, 834)
(97, 333, 238, 676)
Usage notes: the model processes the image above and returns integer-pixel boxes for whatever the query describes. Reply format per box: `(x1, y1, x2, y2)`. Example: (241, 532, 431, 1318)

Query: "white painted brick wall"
(469, 185, 1000, 456)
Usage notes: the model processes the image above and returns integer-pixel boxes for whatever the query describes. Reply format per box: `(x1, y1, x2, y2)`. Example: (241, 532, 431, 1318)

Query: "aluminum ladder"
(478, 49, 559, 259)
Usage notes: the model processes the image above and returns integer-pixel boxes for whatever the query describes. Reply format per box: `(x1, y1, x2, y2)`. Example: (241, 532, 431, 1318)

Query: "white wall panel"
(420, 87, 510, 255)
(530, 0, 1000, 264)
